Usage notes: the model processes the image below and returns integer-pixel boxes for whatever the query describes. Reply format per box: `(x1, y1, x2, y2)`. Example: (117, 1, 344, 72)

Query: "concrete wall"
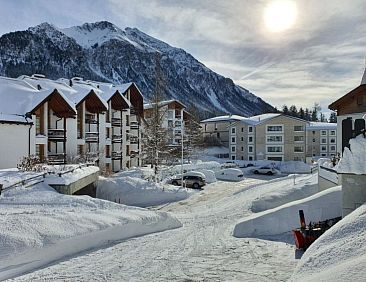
(0, 123, 34, 169)
(340, 174, 366, 217)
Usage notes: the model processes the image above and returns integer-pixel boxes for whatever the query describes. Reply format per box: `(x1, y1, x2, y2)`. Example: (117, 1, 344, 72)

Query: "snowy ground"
(8, 173, 313, 281)
(0, 183, 181, 281)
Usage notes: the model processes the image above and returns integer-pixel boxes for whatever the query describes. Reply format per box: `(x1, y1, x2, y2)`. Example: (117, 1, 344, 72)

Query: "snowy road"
(10, 176, 300, 281)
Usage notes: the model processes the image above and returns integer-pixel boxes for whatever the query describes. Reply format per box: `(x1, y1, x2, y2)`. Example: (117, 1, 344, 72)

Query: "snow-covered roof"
(24, 77, 108, 110)
(144, 99, 186, 110)
(0, 77, 57, 123)
(307, 122, 337, 130)
(200, 115, 248, 123)
(245, 113, 282, 124)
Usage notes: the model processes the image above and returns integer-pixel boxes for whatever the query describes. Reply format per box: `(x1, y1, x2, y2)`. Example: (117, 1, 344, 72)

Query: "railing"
(130, 121, 139, 130)
(111, 117, 122, 127)
(112, 135, 122, 143)
(85, 132, 99, 143)
(48, 153, 66, 165)
(130, 136, 138, 144)
(48, 129, 65, 140)
(112, 151, 122, 160)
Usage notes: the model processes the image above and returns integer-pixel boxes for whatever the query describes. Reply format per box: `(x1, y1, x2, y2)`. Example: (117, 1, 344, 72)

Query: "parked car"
(216, 168, 244, 182)
(170, 171, 206, 189)
(221, 161, 239, 169)
(253, 166, 277, 175)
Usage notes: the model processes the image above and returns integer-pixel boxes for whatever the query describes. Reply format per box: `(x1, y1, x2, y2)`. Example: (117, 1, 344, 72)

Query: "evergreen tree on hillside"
(289, 105, 298, 117)
(299, 107, 305, 120)
(282, 105, 289, 115)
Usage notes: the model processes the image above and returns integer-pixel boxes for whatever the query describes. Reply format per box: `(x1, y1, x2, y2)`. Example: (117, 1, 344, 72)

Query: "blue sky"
(1, 0, 366, 113)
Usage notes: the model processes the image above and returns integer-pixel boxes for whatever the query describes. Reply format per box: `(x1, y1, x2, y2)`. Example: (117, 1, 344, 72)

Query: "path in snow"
(10, 175, 302, 281)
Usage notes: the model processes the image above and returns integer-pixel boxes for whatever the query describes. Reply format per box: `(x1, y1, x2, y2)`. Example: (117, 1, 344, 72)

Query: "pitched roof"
(307, 122, 337, 130)
(144, 99, 186, 110)
(329, 84, 366, 111)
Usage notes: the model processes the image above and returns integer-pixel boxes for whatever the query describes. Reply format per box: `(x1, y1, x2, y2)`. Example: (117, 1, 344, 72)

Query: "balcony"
(47, 153, 66, 165)
(130, 121, 139, 130)
(85, 114, 98, 124)
(85, 132, 99, 143)
(175, 121, 182, 127)
(111, 117, 122, 127)
(112, 151, 122, 160)
(112, 134, 123, 143)
(130, 136, 138, 144)
(48, 129, 65, 141)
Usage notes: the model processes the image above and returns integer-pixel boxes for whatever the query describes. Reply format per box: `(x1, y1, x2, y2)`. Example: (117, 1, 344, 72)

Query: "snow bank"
(291, 203, 366, 282)
(337, 135, 366, 174)
(111, 167, 154, 180)
(233, 186, 342, 238)
(250, 174, 319, 212)
(97, 176, 191, 207)
(0, 183, 181, 280)
(170, 161, 221, 174)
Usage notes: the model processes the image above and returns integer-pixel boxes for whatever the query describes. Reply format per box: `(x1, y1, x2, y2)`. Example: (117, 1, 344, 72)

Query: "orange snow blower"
(292, 210, 341, 251)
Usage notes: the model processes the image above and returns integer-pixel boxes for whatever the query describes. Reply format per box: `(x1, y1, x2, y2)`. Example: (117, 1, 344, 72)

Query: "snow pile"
(111, 167, 155, 180)
(337, 135, 366, 174)
(0, 183, 181, 280)
(233, 186, 342, 238)
(170, 161, 221, 173)
(97, 176, 192, 207)
(198, 169, 217, 183)
(250, 174, 319, 212)
(291, 203, 366, 282)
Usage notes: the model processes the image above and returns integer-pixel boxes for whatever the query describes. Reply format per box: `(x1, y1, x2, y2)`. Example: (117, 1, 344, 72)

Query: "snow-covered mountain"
(0, 21, 275, 117)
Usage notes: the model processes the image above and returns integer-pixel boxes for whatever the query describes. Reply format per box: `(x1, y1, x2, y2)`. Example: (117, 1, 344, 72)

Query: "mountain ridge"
(0, 21, 275, 118)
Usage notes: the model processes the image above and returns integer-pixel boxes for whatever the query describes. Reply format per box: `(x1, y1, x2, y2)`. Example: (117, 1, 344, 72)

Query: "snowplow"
(292, 210, 341, 251)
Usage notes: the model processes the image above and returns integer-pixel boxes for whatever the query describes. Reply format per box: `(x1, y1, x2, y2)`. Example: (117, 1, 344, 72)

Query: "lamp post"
(181, 119, 184, 189)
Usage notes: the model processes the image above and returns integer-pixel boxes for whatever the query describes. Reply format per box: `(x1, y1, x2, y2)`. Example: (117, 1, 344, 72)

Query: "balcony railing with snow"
(112, 135, 123, 143)
(48, 129, 66, 141)
(85, 132, 99, 143)
(130, 121, 139, 130)
(47, 153, 66, 165)
(112, 151, 122, 160)
(111, 117, 122, 127)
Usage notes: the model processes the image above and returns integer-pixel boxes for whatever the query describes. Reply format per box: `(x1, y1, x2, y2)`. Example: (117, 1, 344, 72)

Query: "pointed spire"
(361, 58, 366, 85)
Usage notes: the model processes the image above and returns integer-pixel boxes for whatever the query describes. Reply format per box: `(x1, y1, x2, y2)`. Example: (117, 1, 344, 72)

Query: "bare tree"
(141, 53, 169, 181)
(183, 106, 203, 162)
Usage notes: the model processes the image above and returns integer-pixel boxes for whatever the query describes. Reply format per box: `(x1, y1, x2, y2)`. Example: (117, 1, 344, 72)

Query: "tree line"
(278, 103, 337, 123)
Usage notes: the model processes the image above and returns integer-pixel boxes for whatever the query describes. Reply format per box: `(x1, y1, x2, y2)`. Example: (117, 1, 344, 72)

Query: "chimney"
(37, 84, 42, 90)
(69, 79, 73, 87)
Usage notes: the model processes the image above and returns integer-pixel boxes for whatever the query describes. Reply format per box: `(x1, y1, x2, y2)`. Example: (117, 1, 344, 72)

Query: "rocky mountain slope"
(0, 21, 275, 117)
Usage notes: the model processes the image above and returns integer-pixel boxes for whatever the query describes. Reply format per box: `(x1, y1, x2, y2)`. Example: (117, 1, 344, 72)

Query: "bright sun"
(264, 0, 297, 33)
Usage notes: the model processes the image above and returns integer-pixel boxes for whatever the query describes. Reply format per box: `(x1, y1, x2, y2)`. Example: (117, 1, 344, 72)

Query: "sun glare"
(264, 0, 297, 33)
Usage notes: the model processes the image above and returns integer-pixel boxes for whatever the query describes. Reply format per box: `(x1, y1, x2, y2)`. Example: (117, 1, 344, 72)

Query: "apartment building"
(202, 113, 319, 162)
(306, 122, 337, 160)
(0, 75, 144, 172)
(143, 100, 186, 147)
(0, 76, 76, 169)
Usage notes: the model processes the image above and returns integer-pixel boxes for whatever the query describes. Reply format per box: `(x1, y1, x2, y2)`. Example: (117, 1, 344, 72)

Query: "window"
(241, 127, 244, 132)
(330, 130, 336, 136)
(231, 146, 236, 152)
(312, 131, 315, 134)
(321, 130, 327, 136)
(249, 156, 253, 161)
(217, 132, 220, 138)
(231, 156, 235, 160)
(294, 146, 304, 153)
(248, 126, 253, 133)
(321, 146, 327, 151)
(231, 127, 236, 134)
(321, 153, 327, 157)
(294, 125, 304, 131)
(267, 156, 283, 161)
(321, 138, 327, 144)
(312, 138, 316, 143)
(248, 136, 253, 143)
(294, 136, 304, 142)
(267, 135, 283, 143)
(241, 147, 244, 152)
(241, 137, 244, 142)
(330, 145, 336, 151)
(267, 146, 283, 153)
(241, 156, 244, 160)
(330, 138, 336, 144)
(231, 137, 236, 143)
(267, 125, 283, 132)
(248, 146, 253, 153)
